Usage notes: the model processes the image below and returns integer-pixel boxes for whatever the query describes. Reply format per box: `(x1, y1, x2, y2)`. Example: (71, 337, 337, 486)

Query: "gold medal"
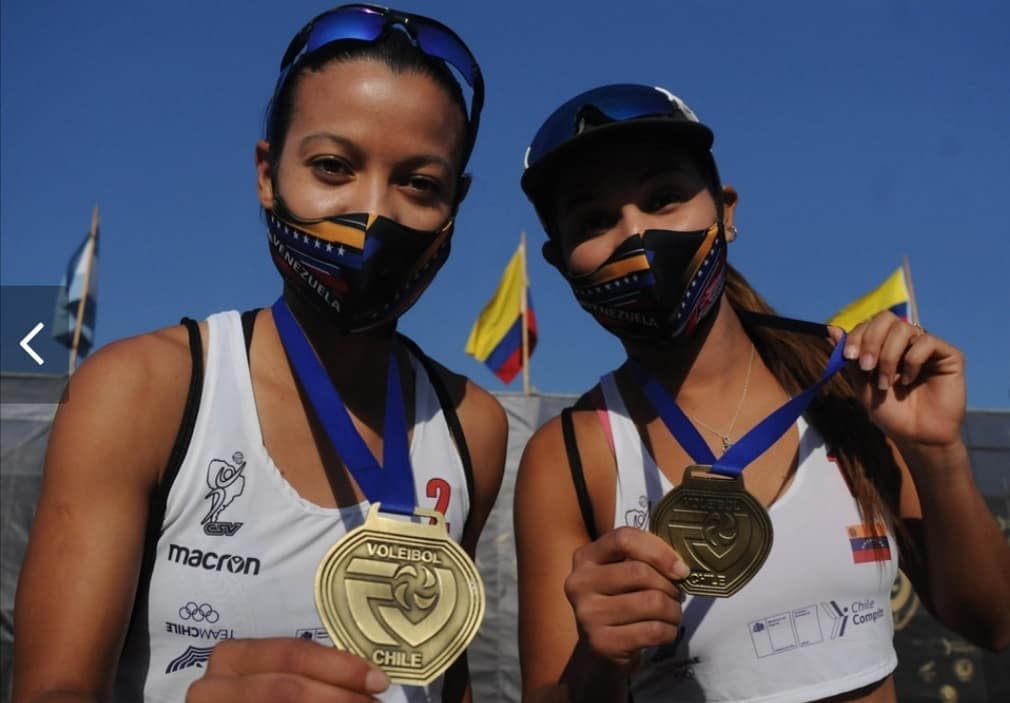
(650, 466, 773, 598)
(315, 503, 485, 686)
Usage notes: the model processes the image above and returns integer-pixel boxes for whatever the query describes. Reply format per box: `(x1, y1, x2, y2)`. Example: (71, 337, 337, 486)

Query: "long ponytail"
(724, 265, 903, 528)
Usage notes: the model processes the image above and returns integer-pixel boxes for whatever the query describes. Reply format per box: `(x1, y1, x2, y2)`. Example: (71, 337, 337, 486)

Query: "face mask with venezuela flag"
(565, 221, 727, 343)
(266, 206, 453, 334)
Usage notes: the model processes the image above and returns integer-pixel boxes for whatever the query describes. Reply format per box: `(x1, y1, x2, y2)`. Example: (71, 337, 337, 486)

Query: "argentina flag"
(52, 217, 99, 360)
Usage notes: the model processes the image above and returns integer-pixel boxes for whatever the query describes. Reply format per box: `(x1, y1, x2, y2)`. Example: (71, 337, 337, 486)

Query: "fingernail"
(366, 669, 390, 693)
(672, 561, 691, 580)
(859, 354, 875, 371)
(843, 345, 858, 360)
(877, 374, 890, 391)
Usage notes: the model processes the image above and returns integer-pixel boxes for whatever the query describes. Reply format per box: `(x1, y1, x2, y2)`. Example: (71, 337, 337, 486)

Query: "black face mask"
(559, 222, 727, 343)
(266, 205, 453, 334)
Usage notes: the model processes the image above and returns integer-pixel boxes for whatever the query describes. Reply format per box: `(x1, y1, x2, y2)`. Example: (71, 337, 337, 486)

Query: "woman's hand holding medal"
(186, 637, 389, 702)
(831, 311, 966, 454)
(564, 526, 691, 671)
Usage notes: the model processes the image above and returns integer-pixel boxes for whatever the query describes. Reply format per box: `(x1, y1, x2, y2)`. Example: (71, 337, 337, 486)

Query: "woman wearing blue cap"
(514, 84, 1010, 702)
(13, 5, 505, 702)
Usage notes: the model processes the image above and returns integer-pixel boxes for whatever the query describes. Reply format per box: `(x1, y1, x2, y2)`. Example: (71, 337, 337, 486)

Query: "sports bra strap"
(240, 308, 259, 357)
(126, 316, 205, 648)
(561, 407, 600, 541)
(395, 334, 476, 534)
(158, 317, 205, 505)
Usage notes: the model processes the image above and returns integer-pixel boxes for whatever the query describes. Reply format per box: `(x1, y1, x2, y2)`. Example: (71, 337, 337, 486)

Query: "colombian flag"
(465, 245, 537, 384)
(828, 266, 912, 332)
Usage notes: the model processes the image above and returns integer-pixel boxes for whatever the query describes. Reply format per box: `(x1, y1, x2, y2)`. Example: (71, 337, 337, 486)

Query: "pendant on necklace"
(721, 437, 732, 451)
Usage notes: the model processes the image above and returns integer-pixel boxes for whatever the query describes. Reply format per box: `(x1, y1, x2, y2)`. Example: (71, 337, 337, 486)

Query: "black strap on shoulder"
(128, 317, 205, 639)
(158, 317, 205, 507)
(396, 334, 476, 521)
(561, 407, 599, 542)
(241, 308, 260, 358)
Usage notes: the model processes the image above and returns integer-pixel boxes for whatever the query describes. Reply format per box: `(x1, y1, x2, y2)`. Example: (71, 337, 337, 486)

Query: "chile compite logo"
(822, 600, 850, 638)
(821, 598, 887, 639)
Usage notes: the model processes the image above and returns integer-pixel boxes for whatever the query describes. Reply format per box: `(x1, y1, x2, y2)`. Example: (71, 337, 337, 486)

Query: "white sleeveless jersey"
(114, 311, 470, 703)
(599, 373, 898, 703)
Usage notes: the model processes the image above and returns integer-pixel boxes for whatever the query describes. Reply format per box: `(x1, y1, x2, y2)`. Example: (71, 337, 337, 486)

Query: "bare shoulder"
(51, 322, 202, 484)
(514, 391, 611, 599)
(415, 353, 508, 460)
(517, 386, 616, 532)
(445, 368, 508, 493)
(68, 323, 195, 397)
(520, 386, 612, 479)
(458, 377, 508, 456)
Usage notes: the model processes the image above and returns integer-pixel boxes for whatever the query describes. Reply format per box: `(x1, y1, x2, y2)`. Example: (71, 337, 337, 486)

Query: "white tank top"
(598, 372, 898, 703)
(114, 311, 470, 703)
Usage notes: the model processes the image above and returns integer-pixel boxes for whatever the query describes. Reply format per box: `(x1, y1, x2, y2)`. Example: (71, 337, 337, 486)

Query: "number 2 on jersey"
(426, 478, 451, 531)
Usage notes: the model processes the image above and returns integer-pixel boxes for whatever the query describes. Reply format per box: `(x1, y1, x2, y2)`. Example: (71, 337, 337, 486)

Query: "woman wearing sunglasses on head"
(513, 84, 1010, 703)
(13, 5, 505, 703)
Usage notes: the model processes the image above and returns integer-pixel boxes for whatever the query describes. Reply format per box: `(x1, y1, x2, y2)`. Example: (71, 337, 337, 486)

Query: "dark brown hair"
(725, 265, 904, 527)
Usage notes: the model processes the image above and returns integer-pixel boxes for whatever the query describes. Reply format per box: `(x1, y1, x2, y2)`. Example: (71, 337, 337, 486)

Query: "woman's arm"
(837, 312, 1010, 650)
(893, 440, 1010, 650)
(13, 328, 194, 703)
(515, 411, 688, 703)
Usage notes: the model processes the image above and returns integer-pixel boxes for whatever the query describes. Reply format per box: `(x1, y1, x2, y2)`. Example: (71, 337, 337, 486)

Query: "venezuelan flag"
(828, 266, 913, 332)
(846, 523, 892, 564)
(465, 245, 537, 384)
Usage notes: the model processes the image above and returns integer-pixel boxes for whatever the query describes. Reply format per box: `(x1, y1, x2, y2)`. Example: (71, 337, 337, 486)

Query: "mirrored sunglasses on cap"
(278, 3, 484, 132)
(524, 84, 710, 170)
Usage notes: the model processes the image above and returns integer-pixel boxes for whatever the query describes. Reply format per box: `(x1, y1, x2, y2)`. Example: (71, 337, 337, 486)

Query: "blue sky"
(2, 0, 1007, 409)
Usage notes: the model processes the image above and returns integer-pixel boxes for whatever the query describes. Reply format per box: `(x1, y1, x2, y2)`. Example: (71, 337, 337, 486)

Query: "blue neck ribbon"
(628, 316, 847, 477)
(272, 297, 415, 515)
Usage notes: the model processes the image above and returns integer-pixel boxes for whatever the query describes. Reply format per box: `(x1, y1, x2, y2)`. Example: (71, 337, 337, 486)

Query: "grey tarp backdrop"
(2, 373, 1008, 701)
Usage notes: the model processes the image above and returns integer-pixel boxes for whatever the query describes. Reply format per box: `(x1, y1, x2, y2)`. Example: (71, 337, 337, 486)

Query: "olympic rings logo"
(178, 601, 220, 623)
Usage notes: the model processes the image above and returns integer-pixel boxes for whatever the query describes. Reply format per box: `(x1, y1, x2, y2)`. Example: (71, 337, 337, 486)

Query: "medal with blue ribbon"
(630, 316, 847, 597)
(272, 297, 485, 685)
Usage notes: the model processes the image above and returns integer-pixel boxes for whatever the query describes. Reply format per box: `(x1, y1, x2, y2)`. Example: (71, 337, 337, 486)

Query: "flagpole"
(901, 254, 919, 326)
(69, 204, 100, 374)
(519, 231, 531, 396)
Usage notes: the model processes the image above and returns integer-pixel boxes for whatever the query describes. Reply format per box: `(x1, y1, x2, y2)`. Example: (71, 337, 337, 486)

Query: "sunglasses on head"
(524, 84, 704, 170)
(279, 3, 484, 132)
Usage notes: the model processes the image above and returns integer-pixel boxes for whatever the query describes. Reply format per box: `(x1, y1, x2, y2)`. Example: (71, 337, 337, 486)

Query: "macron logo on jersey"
(167, 544, 261, 576)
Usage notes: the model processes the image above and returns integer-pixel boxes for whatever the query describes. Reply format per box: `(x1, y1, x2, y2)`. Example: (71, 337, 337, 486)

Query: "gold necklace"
(685, 344, 756, 451)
